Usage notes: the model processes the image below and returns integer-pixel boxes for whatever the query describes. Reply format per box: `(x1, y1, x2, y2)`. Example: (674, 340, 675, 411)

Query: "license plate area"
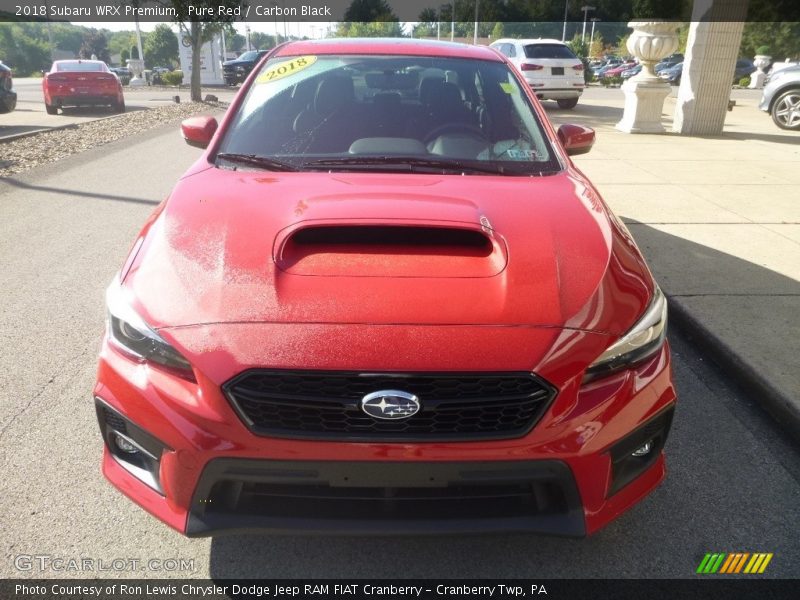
(551, 67, 565, 76)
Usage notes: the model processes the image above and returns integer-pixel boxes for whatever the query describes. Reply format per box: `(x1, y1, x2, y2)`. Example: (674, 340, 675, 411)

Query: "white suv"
(490, 38, 585, 109)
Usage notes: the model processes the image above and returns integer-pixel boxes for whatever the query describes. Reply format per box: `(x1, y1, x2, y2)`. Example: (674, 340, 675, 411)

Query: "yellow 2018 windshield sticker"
(256, 56, 317, 84)
(499, 82, 517, 94)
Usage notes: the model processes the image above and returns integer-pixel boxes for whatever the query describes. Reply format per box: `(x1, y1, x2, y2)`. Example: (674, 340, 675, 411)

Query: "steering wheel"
(424, 122, 486, 144)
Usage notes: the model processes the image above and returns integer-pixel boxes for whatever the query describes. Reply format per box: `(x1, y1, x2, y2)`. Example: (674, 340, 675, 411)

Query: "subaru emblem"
(361, 390, 420, 420)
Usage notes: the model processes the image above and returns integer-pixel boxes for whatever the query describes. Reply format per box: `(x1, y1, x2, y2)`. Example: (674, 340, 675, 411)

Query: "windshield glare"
(218, 54, 559, 174)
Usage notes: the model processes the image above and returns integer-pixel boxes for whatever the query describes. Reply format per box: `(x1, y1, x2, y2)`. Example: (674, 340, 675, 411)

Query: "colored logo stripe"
(698, 553, 773, 574)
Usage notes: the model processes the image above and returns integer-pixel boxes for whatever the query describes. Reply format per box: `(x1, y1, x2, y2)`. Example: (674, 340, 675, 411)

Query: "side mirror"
(181, 115, 218, 149)
(557, 123, 595, 156)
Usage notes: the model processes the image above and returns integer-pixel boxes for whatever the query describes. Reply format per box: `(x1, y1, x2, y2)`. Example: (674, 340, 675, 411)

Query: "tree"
(166, 1, 240, 102)
(336, 21, 404, 38)
(343, 0, 396, 21)
(0, 23, 51, 75)
(338, 0, 402, 38)
(144, 23, 179, 68)
(79, 30, 111, 63)
(491, 22, 505, 40)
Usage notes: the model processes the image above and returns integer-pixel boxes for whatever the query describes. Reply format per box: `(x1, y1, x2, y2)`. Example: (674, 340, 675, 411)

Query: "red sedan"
(95, 39, 676, 537)
(42, 59, 125, 115)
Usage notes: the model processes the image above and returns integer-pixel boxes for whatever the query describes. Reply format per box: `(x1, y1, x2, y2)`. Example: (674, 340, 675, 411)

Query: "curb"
(668, 296, 800, 443)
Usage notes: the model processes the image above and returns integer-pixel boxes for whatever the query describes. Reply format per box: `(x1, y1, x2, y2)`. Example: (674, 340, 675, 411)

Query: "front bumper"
(94, 340, 676, 537)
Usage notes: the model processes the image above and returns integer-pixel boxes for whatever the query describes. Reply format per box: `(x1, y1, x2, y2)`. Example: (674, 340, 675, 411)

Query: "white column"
(672, 1, 748, 136)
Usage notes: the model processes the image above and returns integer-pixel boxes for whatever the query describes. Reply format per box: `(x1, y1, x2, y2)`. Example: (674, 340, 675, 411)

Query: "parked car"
(96, 38, 676, 537)
(759, 64, 800, 130)
(43, 60, 125, 114)
(0, 61, 17, 113)
(109, 67, 132, 85)
(222, 50, 269, 85)
(654, 53, 683, 74)
(659, 62, 683, 84)
(733, 58, 756, 81)
(491, 38, 585, 108)
(601, 61, 637, 79)
(593, 61, 623, 78)
(621, 64, 642, 79)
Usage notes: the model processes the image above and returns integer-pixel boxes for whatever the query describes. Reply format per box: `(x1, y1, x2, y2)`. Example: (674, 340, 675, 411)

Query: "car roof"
(273, 38, 503, 62)
(494, 38, 567, 46)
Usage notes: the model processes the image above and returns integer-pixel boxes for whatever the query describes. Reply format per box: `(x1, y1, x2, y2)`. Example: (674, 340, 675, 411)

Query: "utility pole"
(562, 1, 569, 42)
(581, 6, 596, 44)
(473, 0, 479, 45)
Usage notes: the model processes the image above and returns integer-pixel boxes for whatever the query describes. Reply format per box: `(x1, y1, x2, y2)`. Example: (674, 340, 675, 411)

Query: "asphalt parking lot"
(1, 108, 798, 578)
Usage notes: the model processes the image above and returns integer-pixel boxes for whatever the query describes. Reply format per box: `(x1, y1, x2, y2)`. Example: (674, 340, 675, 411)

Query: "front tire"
(771, 89, 800, 130)
(557, 98, 579, 109)
(45, 103, 58, 115)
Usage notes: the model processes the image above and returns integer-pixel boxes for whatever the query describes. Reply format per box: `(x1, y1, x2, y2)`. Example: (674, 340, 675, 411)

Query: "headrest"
(314, 75, 355, 116)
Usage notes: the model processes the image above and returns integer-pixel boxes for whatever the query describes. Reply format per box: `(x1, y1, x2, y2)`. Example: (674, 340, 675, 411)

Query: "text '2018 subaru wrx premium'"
(95, 39, 676, 537)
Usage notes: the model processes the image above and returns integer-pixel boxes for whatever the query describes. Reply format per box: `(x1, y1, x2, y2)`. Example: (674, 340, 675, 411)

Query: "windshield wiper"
(215, 153, 300, 172)
(303, 156, 522, 175)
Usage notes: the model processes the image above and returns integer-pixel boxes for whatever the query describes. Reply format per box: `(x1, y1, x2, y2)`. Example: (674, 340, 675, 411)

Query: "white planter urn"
(748, 54, 771, 89)
(617, 21, 680, 134)
(127, 58, 145, 87)
(626, 21, 680, 81)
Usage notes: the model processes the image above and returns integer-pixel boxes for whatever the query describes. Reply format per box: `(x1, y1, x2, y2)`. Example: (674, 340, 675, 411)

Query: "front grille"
(224, 370, 556, 441)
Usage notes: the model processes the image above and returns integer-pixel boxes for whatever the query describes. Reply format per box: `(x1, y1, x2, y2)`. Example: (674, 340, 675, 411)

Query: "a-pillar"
(672, 1, 748, 135)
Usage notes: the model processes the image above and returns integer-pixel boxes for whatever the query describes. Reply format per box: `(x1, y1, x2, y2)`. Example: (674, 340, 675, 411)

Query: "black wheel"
(557, 98, 579, 109)
(770, 89, 800, 130)
(45, 103, 58, 115)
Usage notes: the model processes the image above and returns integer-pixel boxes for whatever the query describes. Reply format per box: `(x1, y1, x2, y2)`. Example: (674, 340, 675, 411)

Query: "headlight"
(106, 282, 195, 381)
(235, 66, 245, 73)
(584, 287, 668, 382)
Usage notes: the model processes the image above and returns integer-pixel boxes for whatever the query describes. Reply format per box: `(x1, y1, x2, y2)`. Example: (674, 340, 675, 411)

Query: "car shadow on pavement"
(205, 224, 800, 578)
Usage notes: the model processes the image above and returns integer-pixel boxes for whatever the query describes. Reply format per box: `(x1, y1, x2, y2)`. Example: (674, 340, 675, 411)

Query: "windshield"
(523, 44, 578, 60)
(56, 61, 105, 72)
(237, 51, 259, 61)
(217, 54, 560, 175)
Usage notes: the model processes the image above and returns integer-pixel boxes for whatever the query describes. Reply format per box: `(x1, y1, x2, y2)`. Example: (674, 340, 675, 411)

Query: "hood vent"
(275, 224, 507, 278)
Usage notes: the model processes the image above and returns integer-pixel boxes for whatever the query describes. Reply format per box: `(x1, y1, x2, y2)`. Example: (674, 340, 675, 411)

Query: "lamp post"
(245, 25, 251, 51)
(581, 6, 595, 44)
(473, 0, 479, 44)
(451, 2, 455, 42)
(590, 18, 600, 55)
(562, 0, 569, 42)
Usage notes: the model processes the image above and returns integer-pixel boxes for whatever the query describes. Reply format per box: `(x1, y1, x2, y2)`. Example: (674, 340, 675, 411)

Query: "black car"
(110, 67, 132, 85)
(0, 61, 17, 113)
(734, 58, 756, 81)
(223, 50, 269, 86)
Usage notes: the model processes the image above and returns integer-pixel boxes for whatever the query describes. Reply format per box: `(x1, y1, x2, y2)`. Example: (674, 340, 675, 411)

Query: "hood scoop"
(274, 222, 508, 278)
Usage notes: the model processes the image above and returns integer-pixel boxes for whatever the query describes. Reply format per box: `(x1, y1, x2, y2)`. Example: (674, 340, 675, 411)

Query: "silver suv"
(759, 65, 800, 130)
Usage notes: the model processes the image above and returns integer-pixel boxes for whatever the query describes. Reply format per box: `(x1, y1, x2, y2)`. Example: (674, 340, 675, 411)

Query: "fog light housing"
(113, 432, 140, 455)
(607, 407, 675, 497)
(95, 398, 169, 494)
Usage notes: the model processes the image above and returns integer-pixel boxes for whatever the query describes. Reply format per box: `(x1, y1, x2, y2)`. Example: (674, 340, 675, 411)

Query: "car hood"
(223, 59, 253, 67)
(124, 167, 653, 336)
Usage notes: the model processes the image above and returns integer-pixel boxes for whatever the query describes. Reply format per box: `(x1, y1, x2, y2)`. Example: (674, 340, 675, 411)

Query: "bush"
(602, 76, 623, 87)
(160, 71, 183, 86)
(755, 45, 770, 56)
(739, 76, 751, 87)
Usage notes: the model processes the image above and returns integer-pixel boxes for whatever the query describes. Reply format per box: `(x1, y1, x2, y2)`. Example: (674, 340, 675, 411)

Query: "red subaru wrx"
(95, 39, 676, 537)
